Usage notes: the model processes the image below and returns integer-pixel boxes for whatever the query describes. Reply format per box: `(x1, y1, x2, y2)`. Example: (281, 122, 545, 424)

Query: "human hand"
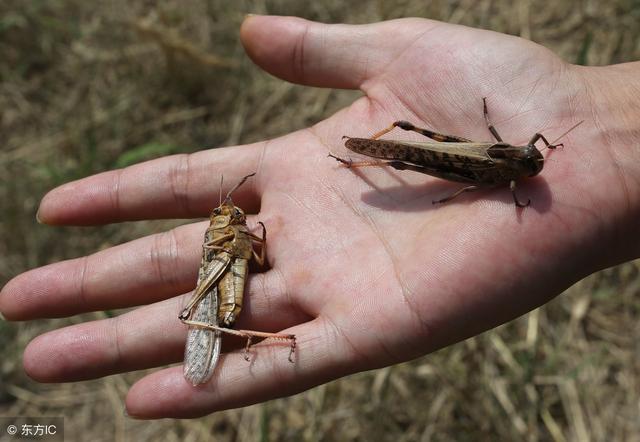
(1, 15, 639, 418)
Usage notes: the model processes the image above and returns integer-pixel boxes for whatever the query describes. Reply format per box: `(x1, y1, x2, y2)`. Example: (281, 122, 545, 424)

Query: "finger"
(22, 290, 309, 382)
(0, 216, 270, 320)
(36, 143, 265, 225)
(240, 15, 431, 89)
(0, 222, 204, 319)
(124, 317, 345, 418)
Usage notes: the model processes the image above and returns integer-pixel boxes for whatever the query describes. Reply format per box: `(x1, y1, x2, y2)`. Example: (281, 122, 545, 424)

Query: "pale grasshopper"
(179, 173, 296, 385)
(330, 98, 583, 207)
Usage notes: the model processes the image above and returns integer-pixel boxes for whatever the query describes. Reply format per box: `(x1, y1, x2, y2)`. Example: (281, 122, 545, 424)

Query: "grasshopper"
(179, 173, 296, 385)
(330, 98, 582, 207)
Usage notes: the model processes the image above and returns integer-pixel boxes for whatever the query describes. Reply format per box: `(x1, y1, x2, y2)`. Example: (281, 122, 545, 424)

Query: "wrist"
(574, 62, 640, 147)
(570, 62, 640, 262)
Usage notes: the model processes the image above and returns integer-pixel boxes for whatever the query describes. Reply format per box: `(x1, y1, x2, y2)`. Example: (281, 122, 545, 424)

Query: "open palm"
(2, 16, 638, 418)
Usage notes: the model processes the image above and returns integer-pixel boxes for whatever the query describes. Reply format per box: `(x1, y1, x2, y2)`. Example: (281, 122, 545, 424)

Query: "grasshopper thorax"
(489, 143, 545, 178)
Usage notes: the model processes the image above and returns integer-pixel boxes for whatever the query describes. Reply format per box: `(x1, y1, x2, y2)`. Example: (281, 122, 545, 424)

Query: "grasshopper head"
(522, 144, 545, 177)
(210, 200, 247, 228)
(209, 173, 254, 228)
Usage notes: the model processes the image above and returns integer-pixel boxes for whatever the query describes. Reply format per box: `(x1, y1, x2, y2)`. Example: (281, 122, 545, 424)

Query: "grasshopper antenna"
(219, 175, 224, 206)
(551, 120, 584, 144)
(540, 120, 584, 152)
(225, 172, 256, 201)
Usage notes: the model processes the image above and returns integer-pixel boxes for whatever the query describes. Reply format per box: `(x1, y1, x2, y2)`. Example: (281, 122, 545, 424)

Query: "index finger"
(37, 142, 266, 226)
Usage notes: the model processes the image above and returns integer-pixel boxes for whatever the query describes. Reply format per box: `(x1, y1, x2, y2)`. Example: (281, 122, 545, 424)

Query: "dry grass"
(1, 1, 639, 441)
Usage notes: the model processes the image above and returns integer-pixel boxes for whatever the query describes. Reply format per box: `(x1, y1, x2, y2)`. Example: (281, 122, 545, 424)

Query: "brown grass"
(1, 1, 639, 441)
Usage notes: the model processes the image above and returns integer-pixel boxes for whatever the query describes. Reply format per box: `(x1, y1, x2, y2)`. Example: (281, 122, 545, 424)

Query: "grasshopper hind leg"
(434, 181, 531, 207)
(182, 319, 297, 363)
(432, 185, 479, 205)
(371, 120, 472, 143)
(329, 154, 433, 175)
(328, 153, 388, 169)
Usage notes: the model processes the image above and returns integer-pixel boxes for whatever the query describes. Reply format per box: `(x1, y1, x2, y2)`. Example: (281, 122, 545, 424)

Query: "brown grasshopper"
(179, 173, 296, 385)
(330, 98, 582, 207)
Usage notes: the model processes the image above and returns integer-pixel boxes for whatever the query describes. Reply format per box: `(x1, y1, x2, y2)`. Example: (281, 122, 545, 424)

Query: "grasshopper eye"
(213, 208, 222, 215)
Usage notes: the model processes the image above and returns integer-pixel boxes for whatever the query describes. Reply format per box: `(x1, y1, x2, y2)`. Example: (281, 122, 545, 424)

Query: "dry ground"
(1, 1, 639, 441)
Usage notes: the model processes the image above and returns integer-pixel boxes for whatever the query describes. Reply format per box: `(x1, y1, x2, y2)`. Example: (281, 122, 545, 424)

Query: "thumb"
(240, 15, 427, 90)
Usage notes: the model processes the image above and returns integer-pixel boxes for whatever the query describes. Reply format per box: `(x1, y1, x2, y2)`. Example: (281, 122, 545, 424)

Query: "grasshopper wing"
(184, 285, 222, 385)
(183, 252, 231, 385)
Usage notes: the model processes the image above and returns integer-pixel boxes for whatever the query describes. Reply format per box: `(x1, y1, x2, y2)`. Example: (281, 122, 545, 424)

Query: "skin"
(1, 16, 639, 419)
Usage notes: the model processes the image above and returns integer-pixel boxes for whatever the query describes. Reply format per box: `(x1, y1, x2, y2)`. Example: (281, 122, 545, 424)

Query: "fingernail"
(35, 208, 43, 224)
(244, 13, 261, 19)
(0, 311, 6, 321)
